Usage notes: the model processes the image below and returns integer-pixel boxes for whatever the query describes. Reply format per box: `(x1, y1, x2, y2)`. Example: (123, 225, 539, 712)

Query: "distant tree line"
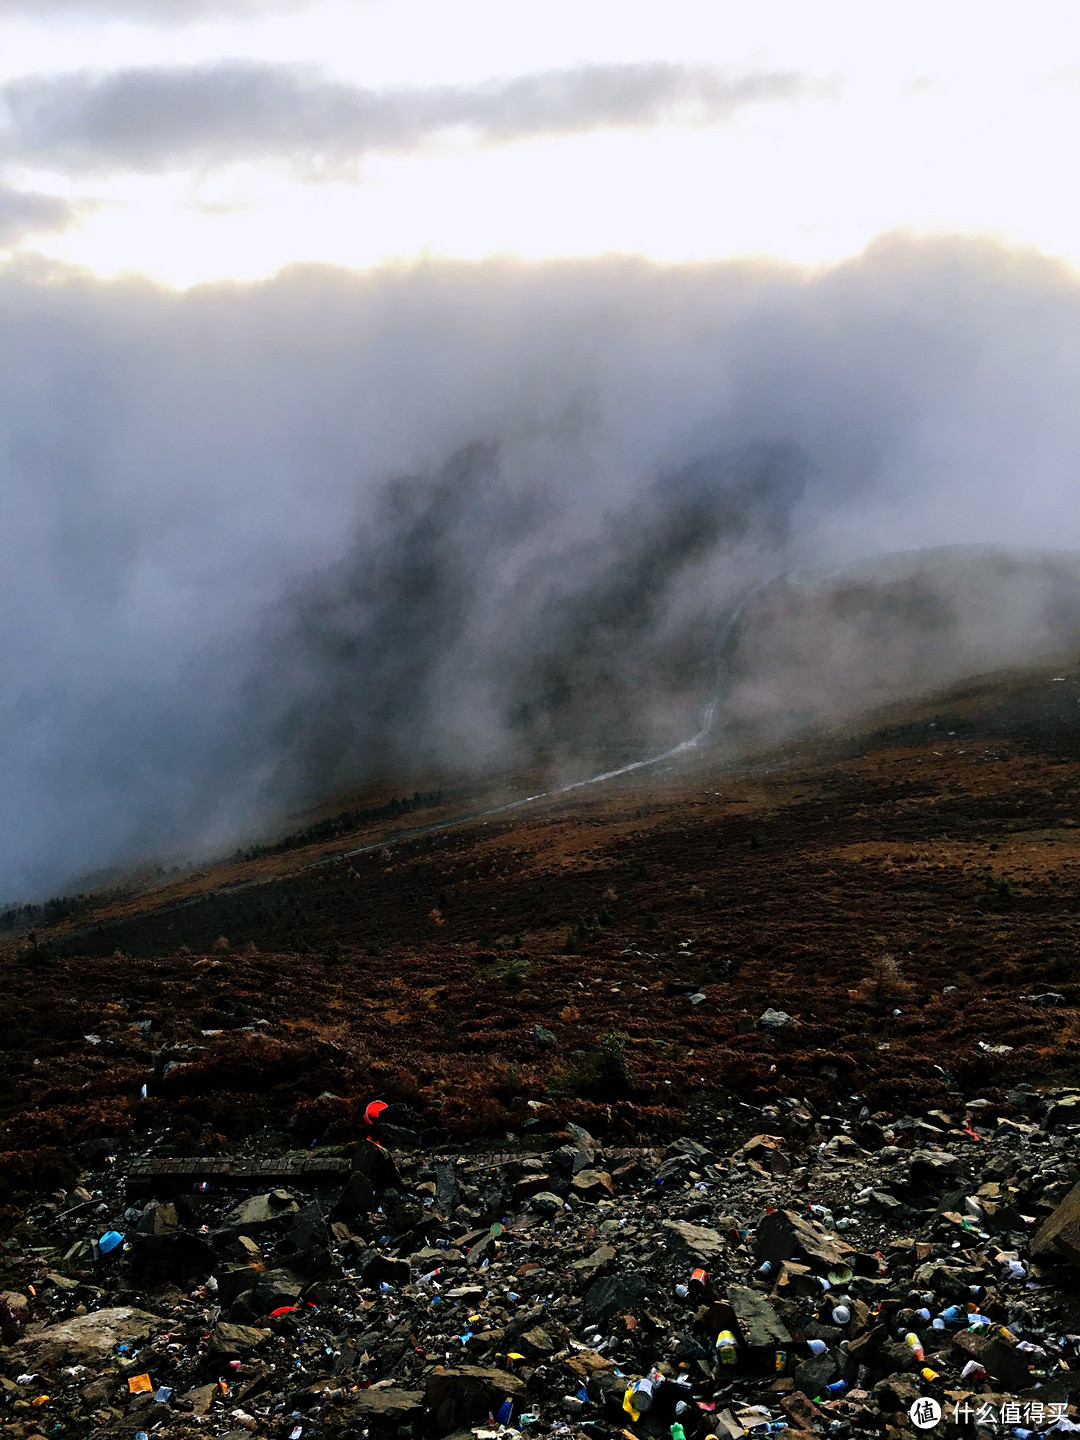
(0, 892, 91, 933)
(234, 789, 444, 861)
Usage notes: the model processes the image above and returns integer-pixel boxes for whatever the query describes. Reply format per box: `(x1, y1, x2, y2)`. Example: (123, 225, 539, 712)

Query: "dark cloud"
(2, 238, 1080, 899)
(0, 184, 72, 241)
(0, 60, 804, 173)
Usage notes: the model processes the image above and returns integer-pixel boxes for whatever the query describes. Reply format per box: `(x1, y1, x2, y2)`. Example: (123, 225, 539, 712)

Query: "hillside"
(4, 657, 1080, 1190)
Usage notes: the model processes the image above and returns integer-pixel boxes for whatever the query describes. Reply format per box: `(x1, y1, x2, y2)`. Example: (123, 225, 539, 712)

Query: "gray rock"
(663, 1220, 726, 1261)
(13, 1307, 164, 1365)
(1044, 1094, 1080, 1130)
(760, 1008, 793, 1030)
(333, 1171, 375, 1221)
(363, 1254, 411, 1287)
(528, 1191, 565, 1215)
(795, 1350, 838, 1396)
(348, 1388, 424, 1421)
(208, 1321, 271, 1356)
(223, 1190, 298, 1229)
(582, 1272, 649, 1322)
(754, 1209, 854, 1271)
(570, 1168, 614, 1201)
(908, 1149, 962, 1190)
(726, 1284, 791, 1347)
(424, 1365, 526, 1433)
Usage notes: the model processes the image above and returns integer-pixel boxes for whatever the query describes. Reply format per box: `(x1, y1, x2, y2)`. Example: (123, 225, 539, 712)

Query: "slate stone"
(363, 1254, 411, 1287)
(208, 1321, 272, 1356)
(582, 1272, 650, 1322)
(794, 1350, 838, 1396)
(1032, 1182, 1080, 1265)
(424, 1365, 526, 1433)
(663, 1220, 725, 1260)
(952, 1329, 1031, 1389)
(754, 1208, 853, 1271)
(908, 1149, 962, 1190)
(726, 1284, 791, 1347)
(12, 1308, 164, 1365)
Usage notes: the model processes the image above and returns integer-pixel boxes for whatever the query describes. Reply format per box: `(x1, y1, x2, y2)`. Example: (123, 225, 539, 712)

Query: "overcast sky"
(0, 0, 1078, 285)
(5, 3, 1080, 897)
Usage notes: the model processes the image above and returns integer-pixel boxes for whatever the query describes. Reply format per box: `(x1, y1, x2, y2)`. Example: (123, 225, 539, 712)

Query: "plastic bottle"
(904, 1333, 925, 1362)
(716, 1331, 738, 1365)
(823, 1380, 848, 1398)
(806, 1339, 828, 1357)
(831, 1305, 851, 1326)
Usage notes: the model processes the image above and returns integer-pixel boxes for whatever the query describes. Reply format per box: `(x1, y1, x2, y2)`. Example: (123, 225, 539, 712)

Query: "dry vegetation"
(4, 661, 1080, 1228)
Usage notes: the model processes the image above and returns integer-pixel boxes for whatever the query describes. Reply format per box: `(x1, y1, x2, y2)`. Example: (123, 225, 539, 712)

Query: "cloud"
(0, 184, 72, 241)
(0, 0, 299, 18)
(0, 60, 805, 173)
(3, 237, 1080, 899)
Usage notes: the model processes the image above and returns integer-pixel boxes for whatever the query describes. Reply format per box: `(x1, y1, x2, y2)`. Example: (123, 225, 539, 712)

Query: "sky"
(0, 0, 1079, 286)
(5, 3, 1080, 901)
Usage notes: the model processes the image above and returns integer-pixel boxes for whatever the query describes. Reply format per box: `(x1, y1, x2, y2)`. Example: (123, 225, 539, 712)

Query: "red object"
(269, 1305, 299, 1318)
(364, 1100, 389, 1126)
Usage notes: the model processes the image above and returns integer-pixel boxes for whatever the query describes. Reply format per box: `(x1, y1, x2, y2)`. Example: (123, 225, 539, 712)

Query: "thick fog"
(4, 235, 1080, 899)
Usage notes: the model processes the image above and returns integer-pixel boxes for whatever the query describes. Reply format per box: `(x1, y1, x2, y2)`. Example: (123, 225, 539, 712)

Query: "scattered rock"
(664, 1219, 726, 1260)
(12, 1307, 164, 1365)
(207, 1321, 272, 1356)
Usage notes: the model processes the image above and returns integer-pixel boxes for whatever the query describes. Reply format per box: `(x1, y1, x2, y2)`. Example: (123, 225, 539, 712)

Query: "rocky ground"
(4, 1092, 1080, 1440)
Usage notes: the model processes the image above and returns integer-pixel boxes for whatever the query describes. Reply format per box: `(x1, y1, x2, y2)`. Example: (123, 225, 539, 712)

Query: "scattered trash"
(3, 1084, 1080, 1437)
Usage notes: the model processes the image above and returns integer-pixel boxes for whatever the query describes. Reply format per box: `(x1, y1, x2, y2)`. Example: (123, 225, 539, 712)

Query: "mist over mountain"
(4, 235, 1080, 899)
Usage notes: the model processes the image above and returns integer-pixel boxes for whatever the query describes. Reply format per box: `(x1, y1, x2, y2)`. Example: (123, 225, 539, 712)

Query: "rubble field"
(4, 663, 1080, 1439)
